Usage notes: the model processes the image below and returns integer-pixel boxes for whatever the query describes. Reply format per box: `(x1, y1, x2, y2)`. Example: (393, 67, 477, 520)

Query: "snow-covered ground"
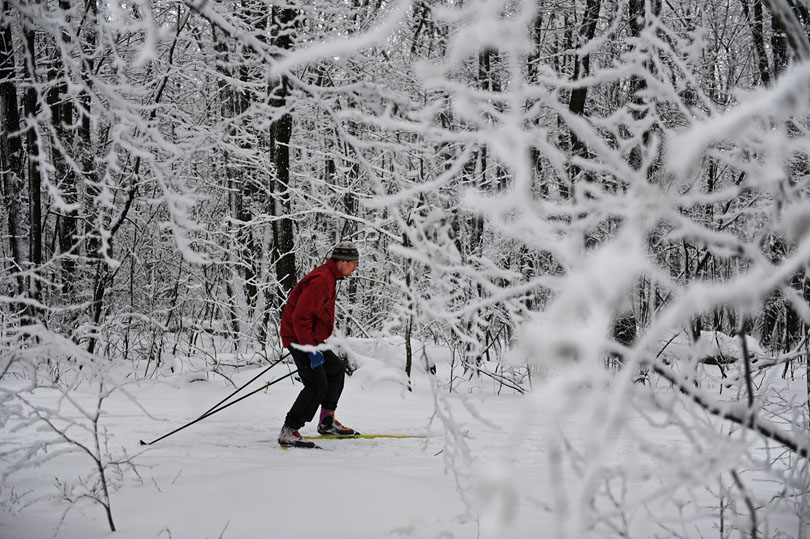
(1, 337, 807, 538)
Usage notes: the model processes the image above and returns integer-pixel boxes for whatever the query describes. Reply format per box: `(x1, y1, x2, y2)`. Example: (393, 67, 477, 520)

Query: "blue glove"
(308, 351, 325, 369)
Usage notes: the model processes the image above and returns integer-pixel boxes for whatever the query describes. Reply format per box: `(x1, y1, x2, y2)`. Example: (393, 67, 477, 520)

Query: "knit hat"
(331, 241, 359, 262)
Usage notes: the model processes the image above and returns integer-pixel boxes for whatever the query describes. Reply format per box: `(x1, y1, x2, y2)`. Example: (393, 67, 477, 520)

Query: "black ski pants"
(284, 346, 345, 430)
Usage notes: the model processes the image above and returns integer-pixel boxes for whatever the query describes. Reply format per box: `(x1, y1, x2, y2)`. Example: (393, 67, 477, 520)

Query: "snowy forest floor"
(1, 337, 807, 538)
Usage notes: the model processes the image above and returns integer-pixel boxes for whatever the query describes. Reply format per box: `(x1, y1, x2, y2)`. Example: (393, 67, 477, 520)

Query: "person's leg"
(316, 350, 356, 434)
(319, 349, 345, 412)
(284, 347, 327, 429)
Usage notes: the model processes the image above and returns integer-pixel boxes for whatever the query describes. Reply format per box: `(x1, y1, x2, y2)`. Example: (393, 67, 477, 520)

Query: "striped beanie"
(331, 241, 359, 262)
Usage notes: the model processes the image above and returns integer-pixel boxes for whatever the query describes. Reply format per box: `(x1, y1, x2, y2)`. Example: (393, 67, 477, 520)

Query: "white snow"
(1, 337, 806, 538)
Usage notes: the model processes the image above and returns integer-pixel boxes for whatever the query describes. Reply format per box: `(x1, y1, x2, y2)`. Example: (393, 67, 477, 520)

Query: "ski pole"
(199, 353, 289, 418)
(139, 369, 298, 446)
(197, 369, 298, 420)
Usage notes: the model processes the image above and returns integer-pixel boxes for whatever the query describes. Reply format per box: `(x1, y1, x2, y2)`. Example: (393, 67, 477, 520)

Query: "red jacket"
(280, 259, 343, 348)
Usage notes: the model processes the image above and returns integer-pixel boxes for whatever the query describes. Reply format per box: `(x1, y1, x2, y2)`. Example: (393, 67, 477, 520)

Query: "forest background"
(2, 0, 810, 537)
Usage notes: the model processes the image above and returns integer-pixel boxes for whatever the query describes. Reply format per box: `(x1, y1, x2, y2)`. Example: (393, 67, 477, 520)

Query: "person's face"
(336, 259, 358, 278)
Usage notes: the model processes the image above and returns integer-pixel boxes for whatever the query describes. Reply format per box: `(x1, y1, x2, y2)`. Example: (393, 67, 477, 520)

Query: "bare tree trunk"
(405, 314, 413, 391)
(271, 110, 297, 294)
(567, 0, 602, 145)
(48, 0, 79, 292)
(0, 9, 26, 295)
(805, 324, 809, 425)
(763, 0, 810, 62)
(211, 24, 246, 343)
(269, 4, 298, 297)
(742, 0, 773, 85)
(625, 0, 661, 173)
(234, 0, 268, 322)
(23, 28, 42, 316)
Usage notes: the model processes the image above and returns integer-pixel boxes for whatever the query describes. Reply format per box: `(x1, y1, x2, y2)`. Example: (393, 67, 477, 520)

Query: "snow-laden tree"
(2, 0, 810, 535)
(273, 0, 810, 536)
(383, 1, 810, 536)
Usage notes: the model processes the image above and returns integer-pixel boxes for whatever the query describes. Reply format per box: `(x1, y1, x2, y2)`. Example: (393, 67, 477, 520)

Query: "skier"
(277, 241, 360, 447)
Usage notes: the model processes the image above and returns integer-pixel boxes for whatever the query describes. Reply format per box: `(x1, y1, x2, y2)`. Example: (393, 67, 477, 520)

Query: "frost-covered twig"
(650, 360, 810, 459)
